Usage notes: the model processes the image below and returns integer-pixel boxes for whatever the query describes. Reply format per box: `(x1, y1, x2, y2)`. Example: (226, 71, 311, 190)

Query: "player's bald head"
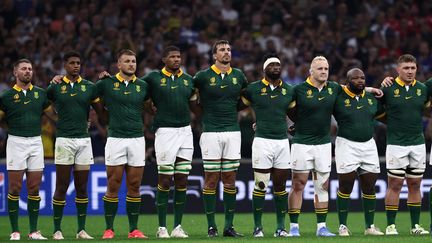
(346, 68, 364, 81)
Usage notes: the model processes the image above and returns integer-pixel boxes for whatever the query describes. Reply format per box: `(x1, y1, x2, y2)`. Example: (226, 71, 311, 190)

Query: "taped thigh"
(174, 161, 192, 175)
(312, 171, 330, 203)
(158, 164, 175, 175)
(221, 160, 240, 172)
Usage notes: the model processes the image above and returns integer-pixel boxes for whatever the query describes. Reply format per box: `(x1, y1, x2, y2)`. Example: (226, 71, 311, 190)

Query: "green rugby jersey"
(242, 79, 294, 139)
(193, 65, 247, 132)
(0, 84, 49, 137)
(142, 68, 194, 129)
(96, 73, 148, 138)
(381, 77, 429, 146)
(425, 77, 432, 97)
(47, 76, 99, 138)
(333, 86, 382, 142)
(292, 78, 341, 145)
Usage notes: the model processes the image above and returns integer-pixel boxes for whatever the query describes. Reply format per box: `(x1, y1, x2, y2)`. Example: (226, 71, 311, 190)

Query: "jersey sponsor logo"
(271, 95, 278, 98)
(160, 78, 167, 86)
(34, 92, 39, 99)
(306, 89, 313, 98)
(61, 85, 67, 94)
(171, 86, 179, 89)
(70, 93, 77, 97)
(344, 99, 351, 107)
(405, 96, 412, 100)
(183, 80, 189, 86)
(24, 101, 31, 104)
(318, 97, 325, 101)
(232, 77, 237, 85)
(136, 85, 141, 92)
(210, 77, 216, 86)
(417, 89, 421, 96)
(356, 105, 364, 109)
(220, 85, 228, 89)
(81, 85, 86, 92)
(113, 82, 120, 90)
(124, 91, 132, 95)
(394, 89, 400, 97)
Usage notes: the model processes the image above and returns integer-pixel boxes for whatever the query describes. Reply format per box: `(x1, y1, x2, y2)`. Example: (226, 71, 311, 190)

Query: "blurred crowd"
(0, 0, 432, 160)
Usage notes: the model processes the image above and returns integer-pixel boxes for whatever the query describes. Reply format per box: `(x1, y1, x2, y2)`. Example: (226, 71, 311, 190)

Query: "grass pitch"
(0, 212, 430, 242)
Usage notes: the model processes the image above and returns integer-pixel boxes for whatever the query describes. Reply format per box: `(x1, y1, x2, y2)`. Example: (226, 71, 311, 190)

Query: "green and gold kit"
(193, 65, 247, 132)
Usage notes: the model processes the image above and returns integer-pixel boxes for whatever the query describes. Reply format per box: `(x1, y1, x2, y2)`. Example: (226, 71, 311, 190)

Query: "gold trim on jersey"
(211, 64, 232, 75)
(13, 84, 34, 92)
(261, 78, 282, 87)
(395, 77, 416, 87)
(161, 67, 183, 77)
(241, 96, 251, 106)
(63, 76, 82, 83)
(115, 73, 137, 82)
(305, 77, 328, 88)
(342, 86, 365, 98)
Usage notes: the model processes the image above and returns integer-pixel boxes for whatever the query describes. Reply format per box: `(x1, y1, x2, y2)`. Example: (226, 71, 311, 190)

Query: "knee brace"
(387, 168, 406, 179)
(174, 161, 192, 175)
(254, 172, 270, 191)
(158, 164, 174, 175)
(312, 171, 330, 203)
(221, 160, 240, 172)
(406, 167, 425, 178)
(203, 160, 221, 172)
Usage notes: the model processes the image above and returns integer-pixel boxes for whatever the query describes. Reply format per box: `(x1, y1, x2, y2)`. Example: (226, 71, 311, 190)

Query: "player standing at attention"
(379, 54, 429, 235)
(142, 46, 196, 238)
(333, 68, 384, 236)
(47, 51, 105, 240)
(97, 49, 149, 239)
(193, 40, 247, 237)
(1, 59, 50, 240)
(240, 54, 295, 237)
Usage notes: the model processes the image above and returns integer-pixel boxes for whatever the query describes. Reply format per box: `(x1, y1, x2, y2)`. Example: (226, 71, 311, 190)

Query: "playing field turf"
(0, 212, 430, 242)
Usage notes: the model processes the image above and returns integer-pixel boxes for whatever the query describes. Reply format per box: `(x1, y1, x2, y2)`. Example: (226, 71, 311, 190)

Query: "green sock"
(223, 187, 236, 230)
(288, 209, 300, 224)
(8, 194, 19, 233)
(336, 191, 350, 225)
(362, 193, 376, 228)
(75, 197, 88, 232)
(103, 196, 118, 230)
(126, 195, 141, 232)
(274, 191, 288, 230)
(408, 202, 421, 228)
(156, 185, 169, 228)
(52, 198, 66, 233)
(174, 188, 187, 227)
(28, 195, 41, 233)
(203, 189, 216, 228)
(315, 208, 328, 224)
(252, 189, 266, 228)
(385, 205, 398, 225)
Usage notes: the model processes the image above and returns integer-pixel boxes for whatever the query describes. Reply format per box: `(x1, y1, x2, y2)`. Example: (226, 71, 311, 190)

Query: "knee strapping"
(158, 164, 174, 175)
(203, 160, 221, 172)
(254, 172, 270, 191)
(221, 160, 240, 172)
(313, 171, 330, 203)
(387, 168, 406, 179)
(174, 161, 192, 174)
(406, 167, 425, 178)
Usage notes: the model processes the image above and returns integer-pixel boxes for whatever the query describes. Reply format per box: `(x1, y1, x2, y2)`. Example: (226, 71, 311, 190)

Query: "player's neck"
(399, 77, 414, 86)
(165, 67, 180, 75)
(215, 61, 231, 73)
(16, 80, 32, 90)
(119, 71, 135, 81)
(65, 74, 79, 82)
(265, 76, 281, 86)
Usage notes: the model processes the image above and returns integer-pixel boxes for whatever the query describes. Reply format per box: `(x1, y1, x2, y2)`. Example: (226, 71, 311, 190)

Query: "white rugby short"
(200, 131, 241, 160)
(6, 135, 44, 171)
(290, 143, 332, 173)
(335, 137, 380, 174)
(386, 144, 426, 169)
(252, 137, 290, 169)
(105, 137, 146, 166)
(55, 137, 94, 165)
(155, 125, 193, 165)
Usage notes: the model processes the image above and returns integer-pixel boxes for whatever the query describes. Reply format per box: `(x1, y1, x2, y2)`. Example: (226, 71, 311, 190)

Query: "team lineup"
(2, 40, 432, 240)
